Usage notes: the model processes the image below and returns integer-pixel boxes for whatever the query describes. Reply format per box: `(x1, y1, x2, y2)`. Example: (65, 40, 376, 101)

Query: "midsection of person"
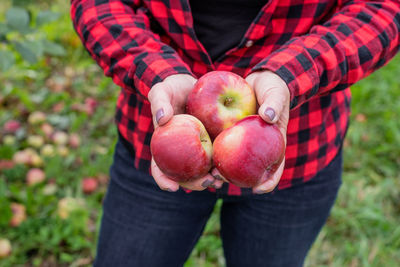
(116, 0, 349, 193)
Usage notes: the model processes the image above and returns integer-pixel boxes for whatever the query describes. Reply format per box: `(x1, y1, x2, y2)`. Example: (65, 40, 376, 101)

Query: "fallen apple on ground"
(57, 197, 85, 219)
(213, 115, 285, 188)
(3, 120, 21, 133)
(82, 177, 98, 194)
(150, 114, 213, 182)
(0, 239, 11, 259)
(9, 203, 27, 227)
(186, 71, 256, 140)
(26, 168, 46, 186)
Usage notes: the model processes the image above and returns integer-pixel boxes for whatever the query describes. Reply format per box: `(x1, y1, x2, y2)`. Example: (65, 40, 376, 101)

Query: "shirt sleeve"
(250, 0, 400, 109)
(70, 0, 193, 99)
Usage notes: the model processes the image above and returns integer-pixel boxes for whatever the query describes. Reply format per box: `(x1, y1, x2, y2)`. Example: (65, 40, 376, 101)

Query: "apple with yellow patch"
(150, 114, 213, 182)
(186, 71, 256, 140)
(213, 115, 285, 188)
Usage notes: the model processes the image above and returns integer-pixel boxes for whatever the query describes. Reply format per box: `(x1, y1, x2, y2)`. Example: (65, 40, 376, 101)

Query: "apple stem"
(224, 97, 233, 107)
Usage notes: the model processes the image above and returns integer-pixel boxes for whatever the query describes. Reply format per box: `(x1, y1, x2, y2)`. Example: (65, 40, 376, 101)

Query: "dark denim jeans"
(94, 136, 342, 267)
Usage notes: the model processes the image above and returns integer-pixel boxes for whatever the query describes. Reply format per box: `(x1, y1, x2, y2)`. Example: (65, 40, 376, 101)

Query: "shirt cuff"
(251, 42, 320, 109)
(131, 54, 193, 99)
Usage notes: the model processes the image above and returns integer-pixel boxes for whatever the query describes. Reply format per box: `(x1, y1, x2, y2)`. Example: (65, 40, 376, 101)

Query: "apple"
(57, 146, 70, 157)
(40, 144, 55, 157)
(30, 154, 43, 167)
(150, 114, 213, 182)
(3, 135, 16, 145)
(52, 131, 69, 145)
(42, 183, 58, 195)
(40, 123, 54, 138)
(0, 239, 11, 259)
(9, 203, 26, 227)
(0, 160, 15, 170)
(84, 97, 97, 116)
(28, 111, 46, 125)
(81, 177, 98, 194)
(27, 135, 44, 148)
(213, 115, 285, 188)
(13, 150, 32, 165)
(3, 120, 21, 133)
(186, 71, 256, 140)
(68, 133, 81, 148)
(26, 168, 46, 186)
(57, 197, 85, 219)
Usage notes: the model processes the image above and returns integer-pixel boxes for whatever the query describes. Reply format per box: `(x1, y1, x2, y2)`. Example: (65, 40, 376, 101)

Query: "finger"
(252, 159, 285, 194)
(211, 168, 229, 183)
(179, 173, 216, 191)
(212, 178, 224, 189)
(151, 158, 180, 192)
(148, 83, 174, 127)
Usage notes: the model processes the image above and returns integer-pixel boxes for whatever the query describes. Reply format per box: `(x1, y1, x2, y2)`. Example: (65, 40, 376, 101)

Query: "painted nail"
(213, 174, 223, 181)
(254, 188, 269, 194)
(264, 107, 275, 121)
(156, 108, 164, 124)
(201, 179, 214, 188)
(161, 187, 174, 192)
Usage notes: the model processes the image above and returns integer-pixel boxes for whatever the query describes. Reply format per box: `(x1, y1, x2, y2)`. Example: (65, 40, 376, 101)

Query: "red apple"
(82, 177, 98, 194)
(26, 168, 46, 186)
(0, 239, 11, 259)
(9, 203, 26, 227)
(150, 114, 213, 182)
(186, 71, 256, 140)
(84, 97, 97, 116)
(68, 133, 81, 148)
(40, 123, 54, 138)
(13, 150, 31, 165)
(3, 120, 21, 133)
(213, 115, 285, 188)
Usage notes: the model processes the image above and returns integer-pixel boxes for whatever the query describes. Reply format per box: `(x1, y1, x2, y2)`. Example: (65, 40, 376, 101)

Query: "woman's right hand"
(148, 74, 223, 192)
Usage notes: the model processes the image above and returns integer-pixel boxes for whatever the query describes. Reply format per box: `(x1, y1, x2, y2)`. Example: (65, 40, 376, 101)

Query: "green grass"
(1, 1, 400, 266)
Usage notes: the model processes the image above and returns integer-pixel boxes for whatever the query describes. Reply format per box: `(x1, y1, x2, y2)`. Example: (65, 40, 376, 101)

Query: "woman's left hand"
(244, 70, 291, 194)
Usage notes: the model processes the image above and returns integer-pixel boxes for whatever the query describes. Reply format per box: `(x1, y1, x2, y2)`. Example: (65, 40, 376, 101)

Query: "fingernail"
(156, 108, 164, 124)
(201, 179, 214, 188)
(254, 188, 269, 194)
(213, 174, 223, 181)
(264, 108, 275, 121)
(161, 187, 174, 192)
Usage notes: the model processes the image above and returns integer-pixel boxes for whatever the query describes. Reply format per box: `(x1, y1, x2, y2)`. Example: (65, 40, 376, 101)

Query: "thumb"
(248, 71, 290, 124)
(148, 83, 174, 127)
(257, 87, 287, 124)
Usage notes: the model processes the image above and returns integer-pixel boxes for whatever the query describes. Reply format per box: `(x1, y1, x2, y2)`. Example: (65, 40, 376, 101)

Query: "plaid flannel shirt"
(71, 0, 400, 194)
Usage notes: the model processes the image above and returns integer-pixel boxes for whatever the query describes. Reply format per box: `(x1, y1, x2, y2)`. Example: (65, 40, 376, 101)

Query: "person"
(70, 0, 400, 266)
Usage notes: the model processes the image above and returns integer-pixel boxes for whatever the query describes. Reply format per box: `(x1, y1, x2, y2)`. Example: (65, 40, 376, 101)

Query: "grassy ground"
(1, 1, 400, 266)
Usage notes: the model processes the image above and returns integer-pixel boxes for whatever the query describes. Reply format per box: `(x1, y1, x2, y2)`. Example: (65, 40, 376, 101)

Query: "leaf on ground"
(0, 50, 15, 71)
(36, 11, 61, 26)
(13, 41, 38, 64)
(6, 7, 30, 32)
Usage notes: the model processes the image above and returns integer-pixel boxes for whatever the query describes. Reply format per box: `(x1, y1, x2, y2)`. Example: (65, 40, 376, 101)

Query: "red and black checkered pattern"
(71, 0, 400, 194)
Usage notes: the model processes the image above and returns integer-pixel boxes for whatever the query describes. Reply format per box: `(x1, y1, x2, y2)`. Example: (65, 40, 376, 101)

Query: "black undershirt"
(189, 0, 266, 61)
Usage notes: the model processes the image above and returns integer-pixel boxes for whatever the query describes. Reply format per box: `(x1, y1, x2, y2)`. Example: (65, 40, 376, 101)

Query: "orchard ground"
(1, 1, 399, 266)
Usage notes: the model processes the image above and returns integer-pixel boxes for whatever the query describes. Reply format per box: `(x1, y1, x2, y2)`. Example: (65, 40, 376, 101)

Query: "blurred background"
(0, 0, 399, 266)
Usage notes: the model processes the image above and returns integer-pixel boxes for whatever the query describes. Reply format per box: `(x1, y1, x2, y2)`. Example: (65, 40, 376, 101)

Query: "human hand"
(244, 70, 290, 194)
(148, 74, 222, 192)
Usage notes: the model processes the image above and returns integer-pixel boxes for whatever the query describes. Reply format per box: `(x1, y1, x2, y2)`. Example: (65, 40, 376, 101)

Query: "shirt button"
(245, 40, 254, 48)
